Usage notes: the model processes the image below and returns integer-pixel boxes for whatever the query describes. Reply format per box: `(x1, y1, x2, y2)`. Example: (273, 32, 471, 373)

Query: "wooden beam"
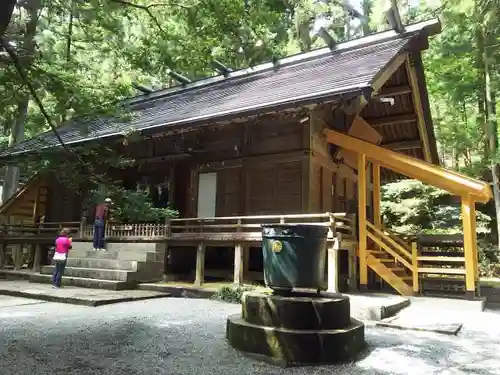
(371, 52, 408, 95)
(461, 194, 477, 298)
(406, 56, 433, 163)
(374, 85, 412, 97)
(343, 54, 407, 116)
(323, 128, 493, 203)
(367, 113, 417, 127)
(358, 153, 368, 288)
(382, 140, 422, 151)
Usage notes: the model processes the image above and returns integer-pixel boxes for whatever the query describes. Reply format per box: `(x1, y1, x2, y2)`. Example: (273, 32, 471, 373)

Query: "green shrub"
(212, 284, 256, 303)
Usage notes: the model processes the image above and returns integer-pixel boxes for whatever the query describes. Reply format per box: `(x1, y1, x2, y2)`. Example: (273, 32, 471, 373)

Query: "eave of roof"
(0, 18, 441, 160)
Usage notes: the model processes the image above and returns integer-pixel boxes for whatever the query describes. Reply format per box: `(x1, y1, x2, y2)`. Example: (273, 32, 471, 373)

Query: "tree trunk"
(0, 0, 16, 38)
(483, 33, 500, 247)
(1, 0, 41, 204)
(2, 98, 28, 204)
(475, 24, 488, 161)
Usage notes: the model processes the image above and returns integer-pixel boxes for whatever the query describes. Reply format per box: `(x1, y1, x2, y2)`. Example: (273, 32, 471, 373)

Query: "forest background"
(0, 0, 499, 274)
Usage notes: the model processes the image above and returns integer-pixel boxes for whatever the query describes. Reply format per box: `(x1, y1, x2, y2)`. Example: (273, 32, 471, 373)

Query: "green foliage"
(88, 187, 179, 223)
(478, 238, 500, 276)
(381, 179, 492, 235)
(212, 284, 257, 303)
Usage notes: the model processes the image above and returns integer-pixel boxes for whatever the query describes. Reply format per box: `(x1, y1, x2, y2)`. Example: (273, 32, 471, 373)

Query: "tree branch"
(109, 0, 166, 32)
(0, 35, 109, 187)
(107, 0, 201, 32)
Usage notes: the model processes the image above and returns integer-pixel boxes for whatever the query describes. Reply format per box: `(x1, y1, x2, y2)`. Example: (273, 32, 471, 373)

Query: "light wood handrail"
(367, 222, 412, 260)
(366, 231, 412, 270)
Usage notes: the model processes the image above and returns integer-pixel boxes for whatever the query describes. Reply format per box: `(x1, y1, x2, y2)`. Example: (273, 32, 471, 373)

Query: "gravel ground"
(1, 296, 500, 375)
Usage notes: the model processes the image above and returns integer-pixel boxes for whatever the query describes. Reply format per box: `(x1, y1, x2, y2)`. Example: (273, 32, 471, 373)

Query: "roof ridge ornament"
(166, 68, 192, 86)
(132, 82, 153, 94)
(317, 27, 337, 50)
(211, 60, 231, 77)
(386, 0, 405, 34)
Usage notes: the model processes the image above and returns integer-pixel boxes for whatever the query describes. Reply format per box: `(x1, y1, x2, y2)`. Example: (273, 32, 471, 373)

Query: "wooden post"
(372, 162, 382, 285)
(194, 242, 205, 287)
(32, 244, 42, 273)
(79, 216, 87, 238)
(233, 218, 244, 285)
(0, 244, 5, 269)
(327, 237, 340, 293)
(411, 242, 419, 293)
(14, 244, 23, 270)
(32, 186, 41, 223)
(357, 153, 368, 289)
(461, 195, 477, 299)
(233, 243, 244, 285)
(243, 245, 250, 280)
(346, 213, 358, 292)
(373, 163, 381, 230)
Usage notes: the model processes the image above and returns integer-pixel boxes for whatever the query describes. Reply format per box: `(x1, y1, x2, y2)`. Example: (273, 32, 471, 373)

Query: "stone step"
(72, 242, 165, 254)
(30, 273, 134, 290)
(41, 266, 136, 282)
(64, 258, 138, 271)
(68, 250, 162, 262)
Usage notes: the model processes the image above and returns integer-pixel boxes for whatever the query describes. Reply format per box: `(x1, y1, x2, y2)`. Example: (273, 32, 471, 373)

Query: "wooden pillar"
(14, 244, 23, 270)
(461, 195, 477, 298)
(32, 186, 41, 223)
(243, 246, 250, 280)
(348, 247, 358, 292)
(327, 236, 340, 293)
(0, 244, 5, 269)
(79, 216, 87, 238)
(411, 242, 419, 293)
(194, 242, 205, 287)
(372, 163, 381, 229)
(233, 243, 244, 285)
(32, 244, 42, 273)
(358, 153, 368, 289)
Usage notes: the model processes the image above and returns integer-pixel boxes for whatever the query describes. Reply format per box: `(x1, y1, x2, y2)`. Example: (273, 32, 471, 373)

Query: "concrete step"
(41, 266, 136, 282)
(64, 258, 138, 271)
(30, 273, 134, 290)
(68, 250, 162, 262)
(72, 242, 165, 254)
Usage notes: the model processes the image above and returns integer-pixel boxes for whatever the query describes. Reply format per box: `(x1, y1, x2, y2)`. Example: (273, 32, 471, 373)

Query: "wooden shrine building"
(0, 18, 492, 299)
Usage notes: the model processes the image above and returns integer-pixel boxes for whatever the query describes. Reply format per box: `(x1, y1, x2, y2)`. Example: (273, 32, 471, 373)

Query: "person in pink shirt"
(52, 228, 72, 288)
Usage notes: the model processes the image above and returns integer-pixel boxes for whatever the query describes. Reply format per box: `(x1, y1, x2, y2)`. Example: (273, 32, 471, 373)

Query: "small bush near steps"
(212, 284, 261, 303)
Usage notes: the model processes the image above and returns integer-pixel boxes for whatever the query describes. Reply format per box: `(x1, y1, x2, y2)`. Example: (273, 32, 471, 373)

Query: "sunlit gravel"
(0, 296, 499, 375)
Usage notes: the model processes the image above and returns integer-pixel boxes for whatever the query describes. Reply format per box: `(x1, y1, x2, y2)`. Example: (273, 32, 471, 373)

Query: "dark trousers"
(52, 260, 66, 287)
(93, 219, 105, 249)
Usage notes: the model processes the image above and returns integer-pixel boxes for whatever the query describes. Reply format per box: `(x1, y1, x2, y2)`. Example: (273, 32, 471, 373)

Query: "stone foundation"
(226, 291, 365, 367)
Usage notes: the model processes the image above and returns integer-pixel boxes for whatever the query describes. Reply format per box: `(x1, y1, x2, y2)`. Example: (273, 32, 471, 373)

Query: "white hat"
(104, 197, 112, 203)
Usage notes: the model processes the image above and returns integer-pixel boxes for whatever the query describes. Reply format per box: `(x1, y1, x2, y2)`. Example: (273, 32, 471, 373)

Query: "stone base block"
(226, 314, 365, 367)
(242, 291, 351, 330)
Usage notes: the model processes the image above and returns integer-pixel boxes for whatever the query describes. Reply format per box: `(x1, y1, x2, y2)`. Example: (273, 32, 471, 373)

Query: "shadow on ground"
(0, 298, 499, 375)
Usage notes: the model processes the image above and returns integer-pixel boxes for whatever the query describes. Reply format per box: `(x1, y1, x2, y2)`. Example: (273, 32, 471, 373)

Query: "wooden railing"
(0, 221, 81, 273)
(77, 212, 356, 243)
(412, 235, 467, 295)
(364, 223, 468, 295)
(167, 212, 355, 243)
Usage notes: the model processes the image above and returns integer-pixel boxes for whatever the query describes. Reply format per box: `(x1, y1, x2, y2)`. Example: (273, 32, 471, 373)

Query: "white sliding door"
(197, 172, 217, 218)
